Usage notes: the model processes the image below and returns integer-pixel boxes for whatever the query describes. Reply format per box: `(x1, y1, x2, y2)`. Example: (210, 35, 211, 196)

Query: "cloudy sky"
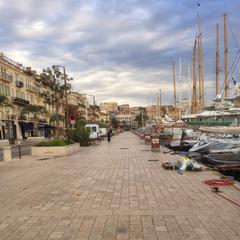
(0, 0, 239, 106)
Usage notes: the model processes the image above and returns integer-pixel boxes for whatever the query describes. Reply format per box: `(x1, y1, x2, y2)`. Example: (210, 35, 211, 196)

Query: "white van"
(99, 128, 107, 138)
(85, 124, 100, 140)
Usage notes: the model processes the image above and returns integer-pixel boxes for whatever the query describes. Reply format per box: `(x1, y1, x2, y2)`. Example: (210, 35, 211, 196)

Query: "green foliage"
(37, 139, 74, 147)
(0, 95, 13, 107)
(75, 119, 87, 128)
(111, 117, 119, 129)
(50, 113, 65, 122)
(135, 112, 149, 126)
(21, 104, 47, 118)
(68, 127, 90, 146)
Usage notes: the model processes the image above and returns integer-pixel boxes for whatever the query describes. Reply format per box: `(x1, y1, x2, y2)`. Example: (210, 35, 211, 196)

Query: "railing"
(12, 97, 30, 105)
(0, 52, 26, 71)
(26, 84, 40, 92)
(0, 72, 13, 82)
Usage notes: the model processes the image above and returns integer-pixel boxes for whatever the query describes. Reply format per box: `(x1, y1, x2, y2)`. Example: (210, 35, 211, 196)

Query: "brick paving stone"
(0, 132, 240, 240)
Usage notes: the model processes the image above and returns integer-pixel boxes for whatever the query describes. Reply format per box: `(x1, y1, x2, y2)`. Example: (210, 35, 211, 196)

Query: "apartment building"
(68, 91, 89, 120)
(0, 53, 63, 141)
(118, 104, 130, 113)
(99, 102, 118, 114)
(115, 113, 135, 127)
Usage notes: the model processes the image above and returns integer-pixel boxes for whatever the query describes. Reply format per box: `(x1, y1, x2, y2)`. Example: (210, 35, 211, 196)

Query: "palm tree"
(21, 104, 47, 137)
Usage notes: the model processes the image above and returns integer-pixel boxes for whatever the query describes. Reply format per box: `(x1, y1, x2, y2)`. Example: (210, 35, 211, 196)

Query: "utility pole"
(216, 23, 220, 97)
(192, 38, 197, 113)
(172, 62, 177, 120)
(224, 13, 228, 98)
(91, 95, 96, 122)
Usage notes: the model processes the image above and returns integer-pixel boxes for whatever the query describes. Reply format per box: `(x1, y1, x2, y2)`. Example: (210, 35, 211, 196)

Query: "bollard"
(151, 133, 160, 152)
(3, 146, 12, 161)
(144, 135, 151, 145)
(18, 141, 21, 159)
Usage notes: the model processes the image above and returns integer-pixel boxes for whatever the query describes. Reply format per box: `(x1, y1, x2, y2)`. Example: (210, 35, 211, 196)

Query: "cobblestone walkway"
(0, 132, 240, 240)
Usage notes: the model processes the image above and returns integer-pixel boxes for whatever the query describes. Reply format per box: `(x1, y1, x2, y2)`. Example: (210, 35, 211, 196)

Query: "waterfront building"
(68, 91, 89, 120)
(0, 53, 50, 141)
(100, 102, 118, 114)
(115, 113, 136, 127)
(118, 104, 130, 113)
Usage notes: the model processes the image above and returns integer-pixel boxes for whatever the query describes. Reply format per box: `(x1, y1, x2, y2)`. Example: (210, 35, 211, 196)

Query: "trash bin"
(151, 134, 160, 152)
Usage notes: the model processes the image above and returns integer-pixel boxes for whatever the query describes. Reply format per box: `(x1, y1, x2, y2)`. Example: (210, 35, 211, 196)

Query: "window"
(16, 90, 25, 99)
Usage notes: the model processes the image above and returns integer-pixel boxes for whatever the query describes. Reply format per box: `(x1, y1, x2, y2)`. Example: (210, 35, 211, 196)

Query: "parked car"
(85, 124, 100, 140)
(99, 128, 107, 138)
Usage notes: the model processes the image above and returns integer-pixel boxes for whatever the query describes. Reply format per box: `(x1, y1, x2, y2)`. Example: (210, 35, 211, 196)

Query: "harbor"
(0, 132, 240, 240)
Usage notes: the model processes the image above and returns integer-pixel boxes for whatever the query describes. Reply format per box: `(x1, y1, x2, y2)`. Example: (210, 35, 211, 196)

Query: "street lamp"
(53, 65, 69, 134)
(89, 95, 96, 122)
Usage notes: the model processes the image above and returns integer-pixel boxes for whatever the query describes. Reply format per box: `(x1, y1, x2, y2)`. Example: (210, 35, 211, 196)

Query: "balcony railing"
(26, 84, 40, 93)
(16, 80, 24, 88)
(0, 72, 13, 82)
(12, 97, 30, 105)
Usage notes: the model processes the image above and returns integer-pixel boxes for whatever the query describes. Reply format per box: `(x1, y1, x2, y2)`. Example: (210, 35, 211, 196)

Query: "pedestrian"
(107, 128, 111, 142)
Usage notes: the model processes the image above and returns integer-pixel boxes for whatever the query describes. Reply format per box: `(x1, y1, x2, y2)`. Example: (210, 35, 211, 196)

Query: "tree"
(39, 66, 72, 138)
(0, 95, 11, 106)
(135, 107, 149, 126)
(111, 117, 119, 129)
(21, 104, 47, 137)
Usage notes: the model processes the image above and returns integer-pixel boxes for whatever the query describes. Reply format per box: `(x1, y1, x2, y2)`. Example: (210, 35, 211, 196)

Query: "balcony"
(16, 80, 24, 88)
(26, 84, 40, 93)
(0, 72, 13, 82)
(12, 97, 30, 105)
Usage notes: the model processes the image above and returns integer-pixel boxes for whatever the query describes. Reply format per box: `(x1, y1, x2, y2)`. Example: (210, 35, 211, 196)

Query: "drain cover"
(148, 159, 159, 162)
(120, 148, 129, 149)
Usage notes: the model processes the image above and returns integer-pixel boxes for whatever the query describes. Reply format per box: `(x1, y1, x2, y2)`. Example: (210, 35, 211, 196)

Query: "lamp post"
(54, 65, 69, 134)
(89, 95, 96, 122)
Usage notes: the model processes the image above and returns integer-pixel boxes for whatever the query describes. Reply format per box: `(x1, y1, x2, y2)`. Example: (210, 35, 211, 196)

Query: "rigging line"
(227, 19, 240, 49)
(219, 53, 240, 96)
(218, 49, 240, 94)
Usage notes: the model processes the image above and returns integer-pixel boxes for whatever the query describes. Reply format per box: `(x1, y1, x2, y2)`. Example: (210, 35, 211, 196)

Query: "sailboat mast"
(159, 89, 162, 125)
(172, 62, 177, 119)
(197, 13, 204, 110)
(197, 34, 202, 110)
(156, 92, 160, 126)
(188, 66, 191, 112)
(192, 38, 197, 113)
(224, 13, 228, 98)
(216, 23, 220, 96)
(179, 57, 182, 118)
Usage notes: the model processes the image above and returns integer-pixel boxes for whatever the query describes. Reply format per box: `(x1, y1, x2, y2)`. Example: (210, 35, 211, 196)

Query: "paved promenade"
(0, 132, 240, 240)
